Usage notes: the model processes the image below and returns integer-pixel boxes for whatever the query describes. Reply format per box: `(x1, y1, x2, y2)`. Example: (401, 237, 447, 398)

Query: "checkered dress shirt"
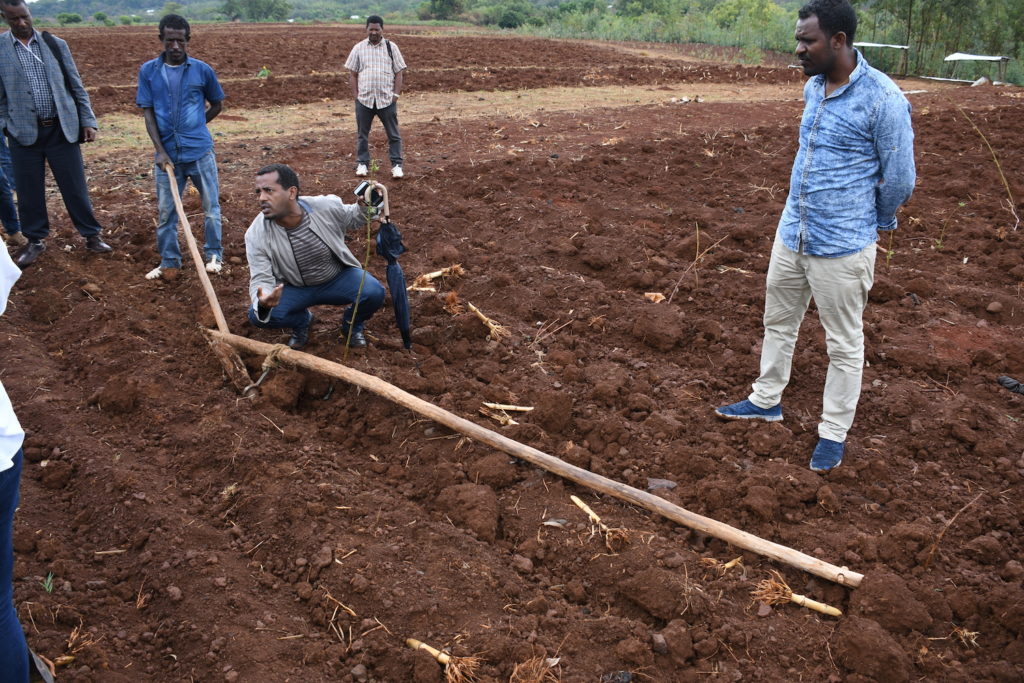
(11, 34, 56, 119)
(344, 38, 406, 109)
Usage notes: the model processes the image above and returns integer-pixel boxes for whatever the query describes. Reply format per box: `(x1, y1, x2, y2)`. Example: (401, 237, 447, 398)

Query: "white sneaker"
(145, 266, 162, 280)
(391, 165, 404, 179)
(355, 164, 368, 177)
(205, 256, 223, 273)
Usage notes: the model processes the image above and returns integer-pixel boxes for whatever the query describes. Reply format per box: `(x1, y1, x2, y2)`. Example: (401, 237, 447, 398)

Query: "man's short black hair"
(0, 0, 28, 8)
(159, 13, 190, 41)
(799, 0, 857, 43)
(256, 163, 300, 192)
(366, 15, 384, 27)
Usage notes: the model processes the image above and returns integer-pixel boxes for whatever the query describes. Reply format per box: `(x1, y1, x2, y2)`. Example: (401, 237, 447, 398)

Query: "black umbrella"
(375, 220, 412, 349)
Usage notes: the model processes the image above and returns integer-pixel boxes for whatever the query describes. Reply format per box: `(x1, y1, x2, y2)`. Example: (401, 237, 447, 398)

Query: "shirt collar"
(9, 30, 39, 47)
(160, 52, 191, 67)
(817, 49, 867, 98)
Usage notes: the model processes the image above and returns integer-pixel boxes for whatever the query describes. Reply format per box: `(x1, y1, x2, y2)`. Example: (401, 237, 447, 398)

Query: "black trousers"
(355, 100, 403, 166)
(7, 124, 102, 241)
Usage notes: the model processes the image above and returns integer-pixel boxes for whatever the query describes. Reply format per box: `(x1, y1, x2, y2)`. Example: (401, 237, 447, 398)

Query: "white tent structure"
(944, 52, 1011, 82)
(853, 41, 909, 75)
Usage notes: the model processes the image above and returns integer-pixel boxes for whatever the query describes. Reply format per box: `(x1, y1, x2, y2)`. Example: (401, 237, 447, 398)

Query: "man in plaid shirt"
(345, 15, 407, 179)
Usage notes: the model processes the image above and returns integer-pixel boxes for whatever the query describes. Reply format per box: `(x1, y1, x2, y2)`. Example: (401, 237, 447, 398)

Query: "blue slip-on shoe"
(714, 398, 783, 422)
(810, 438, 844, 472)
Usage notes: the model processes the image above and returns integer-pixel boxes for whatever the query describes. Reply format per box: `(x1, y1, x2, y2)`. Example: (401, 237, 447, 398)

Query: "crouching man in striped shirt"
(245, 163, 385, 350)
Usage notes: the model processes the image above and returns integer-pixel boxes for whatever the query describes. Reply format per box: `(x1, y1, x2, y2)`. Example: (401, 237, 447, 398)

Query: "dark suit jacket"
(0, 30, 97, 146)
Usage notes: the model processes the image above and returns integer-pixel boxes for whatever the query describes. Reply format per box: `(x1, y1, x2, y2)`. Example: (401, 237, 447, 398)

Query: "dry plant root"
(406, 638, 482, 683)
(510, 655, 560, 682)
(409, 264, 466, 292)
(570, 495, 631, 553)
(467, 302, 509, 341)
(444, 291, 465, 315)
(751, 570, 842, 617)
(701, 556, 743, 575)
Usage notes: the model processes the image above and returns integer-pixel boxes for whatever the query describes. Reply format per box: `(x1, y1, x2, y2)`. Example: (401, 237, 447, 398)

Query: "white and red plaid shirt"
(344, 38, 407, 109)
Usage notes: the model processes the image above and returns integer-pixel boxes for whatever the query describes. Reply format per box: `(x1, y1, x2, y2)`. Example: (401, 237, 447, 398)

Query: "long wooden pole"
(208, 329, 864, 588)
(164, 162, 230, 334)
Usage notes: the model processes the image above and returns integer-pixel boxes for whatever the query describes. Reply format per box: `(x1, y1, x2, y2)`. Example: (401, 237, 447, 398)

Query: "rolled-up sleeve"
(874, 93, 916, 229)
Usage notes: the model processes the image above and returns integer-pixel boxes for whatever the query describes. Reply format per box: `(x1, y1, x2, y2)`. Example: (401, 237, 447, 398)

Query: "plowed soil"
(5, 23, 1023, 683)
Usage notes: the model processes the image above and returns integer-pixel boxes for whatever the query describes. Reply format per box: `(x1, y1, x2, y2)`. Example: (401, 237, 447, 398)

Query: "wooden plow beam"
(164, 163, 253, 394)
(207, 329, 864, 588)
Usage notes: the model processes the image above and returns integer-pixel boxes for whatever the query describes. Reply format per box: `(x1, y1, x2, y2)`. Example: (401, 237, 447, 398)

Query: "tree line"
(19, 0, 1024, 82)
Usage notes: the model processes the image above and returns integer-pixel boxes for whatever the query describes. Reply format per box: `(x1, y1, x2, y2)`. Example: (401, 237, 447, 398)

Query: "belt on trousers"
(38, 117, 58, 127)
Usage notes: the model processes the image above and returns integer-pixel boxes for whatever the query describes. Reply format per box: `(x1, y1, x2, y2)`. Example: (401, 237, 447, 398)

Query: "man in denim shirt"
(136, 14, 225, 280)
(716, 0, 915, 472)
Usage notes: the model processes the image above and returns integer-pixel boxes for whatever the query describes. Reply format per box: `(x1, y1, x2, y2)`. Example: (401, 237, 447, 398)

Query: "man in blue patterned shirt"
(716, 0, 916, 473)
(137, 14, 225, 281)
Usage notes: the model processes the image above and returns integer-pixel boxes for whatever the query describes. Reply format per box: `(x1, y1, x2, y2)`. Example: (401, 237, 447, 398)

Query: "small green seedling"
(256, 65, 271, 78)
(935, 202, 966, 251)
(41, 572, 55, 593)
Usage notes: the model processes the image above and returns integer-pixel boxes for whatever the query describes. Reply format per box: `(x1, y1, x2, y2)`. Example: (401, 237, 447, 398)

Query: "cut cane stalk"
(482, 403, 534, 412)
(570, 495, 630, 552)
(467, 302, 509, 341)
(480, 405, 518, 426)
(701, 556, 743, 575)
(751, 571, 842, 617)
(406, 638, 481, 683)
(410, 264, 466, 291)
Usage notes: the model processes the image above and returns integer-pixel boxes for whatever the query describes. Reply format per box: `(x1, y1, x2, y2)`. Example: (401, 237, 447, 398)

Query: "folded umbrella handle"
(362, 181, 390, 222)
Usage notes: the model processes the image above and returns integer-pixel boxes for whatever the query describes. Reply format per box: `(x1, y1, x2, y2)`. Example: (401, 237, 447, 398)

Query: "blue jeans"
(0, 136, 20, 236)
(0, 450, 28, 682)
(248, 268, 385, 333)
(155, 150, 223, 268)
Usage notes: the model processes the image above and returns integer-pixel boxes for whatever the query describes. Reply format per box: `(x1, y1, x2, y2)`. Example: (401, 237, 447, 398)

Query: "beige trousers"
(748, 236, 876, 443)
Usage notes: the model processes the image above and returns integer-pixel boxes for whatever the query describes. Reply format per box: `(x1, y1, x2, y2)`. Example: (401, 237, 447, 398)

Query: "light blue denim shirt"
(778, 51, 916, 257)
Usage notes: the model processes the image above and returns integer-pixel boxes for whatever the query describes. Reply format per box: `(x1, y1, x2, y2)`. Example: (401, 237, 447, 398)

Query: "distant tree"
(56, 13, 82, 25)
(614, 0, 671, 18)
(163, 2, 184, 15)
(93, 11, 107, 22)
(417, 0, 464, 20)
(710, 0, 781, 29)
(221, 0, 291, 21)
(119, 15, 133, 25)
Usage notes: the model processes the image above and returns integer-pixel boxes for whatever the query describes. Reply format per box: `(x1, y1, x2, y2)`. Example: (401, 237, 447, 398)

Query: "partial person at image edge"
(714, 0, 916, 473)
(0, 241, 29, 679)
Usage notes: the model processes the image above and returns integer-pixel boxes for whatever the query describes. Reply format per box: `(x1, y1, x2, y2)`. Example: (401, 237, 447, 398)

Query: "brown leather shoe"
(84, 234, 113, 253)
(14, 240, 45, 268)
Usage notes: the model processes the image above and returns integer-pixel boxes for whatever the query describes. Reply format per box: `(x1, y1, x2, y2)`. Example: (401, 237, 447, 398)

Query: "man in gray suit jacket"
(0, 0, 112, 268)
